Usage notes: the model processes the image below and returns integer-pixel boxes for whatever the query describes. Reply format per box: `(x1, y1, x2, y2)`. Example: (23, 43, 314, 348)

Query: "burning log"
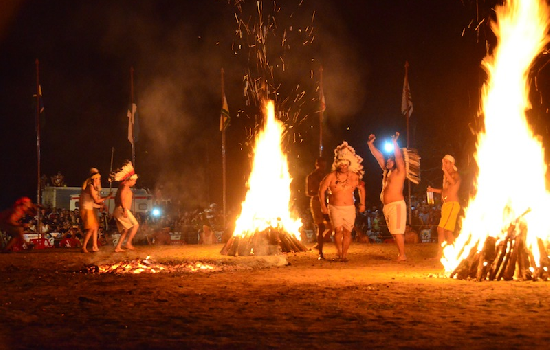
(450, 208, 550, 281)
(220, 227, 307, 256)
(80, 257, 220, 274)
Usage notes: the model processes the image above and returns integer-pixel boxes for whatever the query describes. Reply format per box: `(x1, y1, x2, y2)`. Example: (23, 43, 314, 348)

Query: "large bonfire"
(443, 0, 550, 280)
(221, 100, 306, 256)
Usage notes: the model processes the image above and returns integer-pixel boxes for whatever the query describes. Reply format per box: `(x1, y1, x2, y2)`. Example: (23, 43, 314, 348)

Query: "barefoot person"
(368, 133, 408, 261)
(111, 161, 139, 252)
(306, 157, 331, 260)
(80, 168, 111, 253)
(427, 154, 461, 259)
(0, 197, 37, 252)
(319, 142, 365, 262)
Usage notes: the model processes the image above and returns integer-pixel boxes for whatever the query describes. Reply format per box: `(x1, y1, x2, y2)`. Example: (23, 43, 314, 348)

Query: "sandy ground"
(1, 242, 550, 350)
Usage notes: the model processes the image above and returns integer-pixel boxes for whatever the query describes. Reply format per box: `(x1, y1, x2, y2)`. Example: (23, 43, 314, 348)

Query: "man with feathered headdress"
(427, 154, 461, 259)
(111, 161, 139, 252)
(368, 132, 408, 261)
(80, 168, 111, 253)
(319, 142, 365, 262)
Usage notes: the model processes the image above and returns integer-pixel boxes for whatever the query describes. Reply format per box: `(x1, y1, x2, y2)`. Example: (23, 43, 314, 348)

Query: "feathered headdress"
(111, 161, 138, 182)
(332, 141, 364, 179)
(82, 168, 101, 190)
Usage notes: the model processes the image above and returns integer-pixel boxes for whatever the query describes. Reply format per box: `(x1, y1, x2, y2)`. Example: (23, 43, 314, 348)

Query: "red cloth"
(59, 238, 82, 248)
(30, 238, 54, 249)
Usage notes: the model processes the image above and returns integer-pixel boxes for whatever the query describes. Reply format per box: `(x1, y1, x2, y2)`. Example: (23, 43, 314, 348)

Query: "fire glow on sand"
(83, 256, 219, 274)
(442, 0, 550, 281)
(221, 100, 306, 256)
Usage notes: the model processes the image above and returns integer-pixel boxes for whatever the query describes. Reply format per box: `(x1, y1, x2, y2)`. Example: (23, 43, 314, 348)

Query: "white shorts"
(383, 200, 407, 235)
(113, 206, 138, 232)
(328, 204, 356, 232)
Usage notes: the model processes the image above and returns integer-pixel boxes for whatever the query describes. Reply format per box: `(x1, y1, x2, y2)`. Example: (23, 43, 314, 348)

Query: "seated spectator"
(149, 227, 171, 245)
(59, 234, 82, 248)
(199, 224, 214, 245)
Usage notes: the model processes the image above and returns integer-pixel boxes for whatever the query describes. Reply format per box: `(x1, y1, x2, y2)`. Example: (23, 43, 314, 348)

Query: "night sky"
(1, 0, 550, 212)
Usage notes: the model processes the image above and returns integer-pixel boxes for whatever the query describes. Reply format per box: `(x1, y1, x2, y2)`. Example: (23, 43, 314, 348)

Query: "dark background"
(1, 0, 550, 213)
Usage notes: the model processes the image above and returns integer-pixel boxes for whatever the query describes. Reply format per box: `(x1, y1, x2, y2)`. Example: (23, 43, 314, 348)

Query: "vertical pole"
(319, 66, 324, 157)
(221, 68, 227, 230)
(105, 147, 114, 233)
(35, 59, 42, 238)
(404, 61, 412, 226)
(107, 147, 114, 211)
(130, 67, 135, 169)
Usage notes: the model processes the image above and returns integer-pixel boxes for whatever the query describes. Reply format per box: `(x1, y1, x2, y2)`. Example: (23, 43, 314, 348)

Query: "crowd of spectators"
(2, 193, 455, 250)
(0, 203, 228, 250)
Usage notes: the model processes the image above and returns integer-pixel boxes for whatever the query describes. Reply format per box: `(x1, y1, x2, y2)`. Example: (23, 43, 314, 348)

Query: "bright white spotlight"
(152, 208, 161, 217)
(384, 141, 394, 153)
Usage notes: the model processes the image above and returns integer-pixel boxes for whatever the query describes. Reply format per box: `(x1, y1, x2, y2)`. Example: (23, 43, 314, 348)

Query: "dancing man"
(368, 133, 408, 261)
(80, 168, 111, 253)
(306, 157, 331, 260)
(319, 142, 365, 262)
(427, 154, 461, 259)
(112, 161, 139, 252)
(0, 197, 37, 252)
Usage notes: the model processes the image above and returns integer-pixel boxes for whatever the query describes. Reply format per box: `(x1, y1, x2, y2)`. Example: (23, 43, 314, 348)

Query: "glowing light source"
(151, 208, 161, 217)
(384, 141, 394, 154)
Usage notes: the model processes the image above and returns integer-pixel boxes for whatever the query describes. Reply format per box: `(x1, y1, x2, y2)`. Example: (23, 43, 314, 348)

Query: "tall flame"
(233, 100, 302, 238)
(443, 0, 550, 273)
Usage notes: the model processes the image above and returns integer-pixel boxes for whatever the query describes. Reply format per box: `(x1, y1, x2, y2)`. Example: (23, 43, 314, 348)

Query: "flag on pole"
(34, 85, 45, 131)
(220, 94, 230, 131)
(133, 108, 140, 143)
(127, 103, 137, 145)
(401, 65, 413, 118)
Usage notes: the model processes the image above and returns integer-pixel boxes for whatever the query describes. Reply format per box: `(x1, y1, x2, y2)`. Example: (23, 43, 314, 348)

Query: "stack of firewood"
(450, 209, 550, 281)
(220, 227, 307, 256)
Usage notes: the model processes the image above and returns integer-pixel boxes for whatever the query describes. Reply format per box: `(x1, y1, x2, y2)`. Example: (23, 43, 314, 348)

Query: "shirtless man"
(319, 142, 365, 261)
(368, 133, 407, 261)
(112, 162, 139, 252)
(80, 168, 111, 253)
(0, 197, 37, 252)
(306, 157, 331, 259)
(427, 154, 461, 259)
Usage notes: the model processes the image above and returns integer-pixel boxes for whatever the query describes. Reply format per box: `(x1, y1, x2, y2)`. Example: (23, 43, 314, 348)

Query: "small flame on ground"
(443, 0, 550, 274)
(233, 100, 302, 239)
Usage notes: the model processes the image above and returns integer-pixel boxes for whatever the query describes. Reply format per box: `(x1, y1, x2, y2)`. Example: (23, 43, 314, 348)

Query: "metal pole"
(35, 58, 42, 238)
(404, 61, 412, 226)
(319, 66, 324, 157)
(221, 68, 227, 230)
(130, 67, 135, 169)
(105, 147, 114, 233)
(107, 147, 114, 211)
